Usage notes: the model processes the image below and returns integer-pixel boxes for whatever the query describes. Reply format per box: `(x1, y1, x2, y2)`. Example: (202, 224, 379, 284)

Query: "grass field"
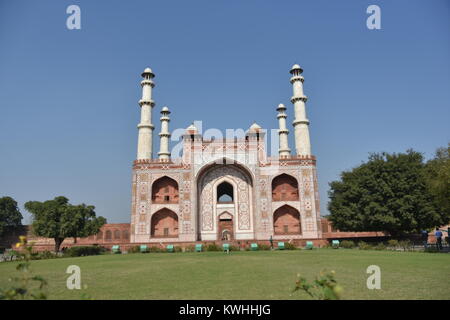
(0, 249, 449, 300)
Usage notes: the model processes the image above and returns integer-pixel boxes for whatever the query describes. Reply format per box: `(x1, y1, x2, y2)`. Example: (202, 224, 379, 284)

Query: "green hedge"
(284, 243, 296, 250)
(358, 241, 373, 250)
(128, 245, 140, 253)
(63, 245, 106, 257)
(340, 240, 356, 249)
(205, 243, 221, 252)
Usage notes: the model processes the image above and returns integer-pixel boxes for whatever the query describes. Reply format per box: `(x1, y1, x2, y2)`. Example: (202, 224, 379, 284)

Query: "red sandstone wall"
(3, 219, 446, 252)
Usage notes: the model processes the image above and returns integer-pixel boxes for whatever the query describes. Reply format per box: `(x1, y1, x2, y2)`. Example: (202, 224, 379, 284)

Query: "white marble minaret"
(158, 106, 171, 161)
(290, 64, 311, 156)
(137, 68, 155, 160)
(276, 103, 290, 157)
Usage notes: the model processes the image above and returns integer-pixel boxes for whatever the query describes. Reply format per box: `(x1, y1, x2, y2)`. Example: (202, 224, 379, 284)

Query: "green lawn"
(0, 249, 449, 300)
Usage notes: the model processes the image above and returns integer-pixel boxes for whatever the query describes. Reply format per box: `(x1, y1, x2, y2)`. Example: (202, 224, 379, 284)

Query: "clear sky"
(0, 0, 449, 224)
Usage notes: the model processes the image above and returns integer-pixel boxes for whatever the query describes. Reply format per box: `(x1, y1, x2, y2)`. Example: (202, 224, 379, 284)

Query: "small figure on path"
(269, 235, 273, 250)
(421, 230, 428, 249)
(435, 228, 443, 251)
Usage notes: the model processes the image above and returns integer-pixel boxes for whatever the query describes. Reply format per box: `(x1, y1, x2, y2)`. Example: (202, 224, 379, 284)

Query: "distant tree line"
(328, 143, 450, 236)
(0, 196, 105, 252)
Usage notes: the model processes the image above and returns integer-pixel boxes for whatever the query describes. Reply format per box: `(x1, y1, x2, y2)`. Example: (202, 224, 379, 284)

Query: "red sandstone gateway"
(0, 66, 388, 252)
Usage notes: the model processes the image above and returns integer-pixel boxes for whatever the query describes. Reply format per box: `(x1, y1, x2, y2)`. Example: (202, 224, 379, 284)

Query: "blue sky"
(0, 0, 449, 223)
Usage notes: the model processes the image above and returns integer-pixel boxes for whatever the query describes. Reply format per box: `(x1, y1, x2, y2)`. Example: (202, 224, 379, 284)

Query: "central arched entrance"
(218, 212, 233, 240)
(197, 161, 254, 241)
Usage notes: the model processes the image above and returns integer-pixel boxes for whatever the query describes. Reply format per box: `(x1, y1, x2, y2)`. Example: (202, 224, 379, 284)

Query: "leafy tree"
(24, 196, 106, 252)
(0, 196, 23, 237)
(425, 143, 450, 219)
(327, 150, 444, 236)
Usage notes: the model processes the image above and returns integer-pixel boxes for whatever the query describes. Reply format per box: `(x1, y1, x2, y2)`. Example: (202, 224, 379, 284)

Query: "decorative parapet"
(133, 158, 189, 170)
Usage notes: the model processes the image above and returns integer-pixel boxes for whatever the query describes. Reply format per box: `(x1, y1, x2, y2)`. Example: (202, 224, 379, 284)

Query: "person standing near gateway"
(269, 235, 274, 250)
(421, 230, 429, 249)
(435, 228, 443, 251)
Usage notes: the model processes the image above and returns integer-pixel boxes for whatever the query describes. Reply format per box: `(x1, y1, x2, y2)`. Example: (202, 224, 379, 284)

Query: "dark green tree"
(327, 150, 444, 236)
(425, 143, 450, 219)
(0, 196, 23, 238)
(24, 196, 106, 252)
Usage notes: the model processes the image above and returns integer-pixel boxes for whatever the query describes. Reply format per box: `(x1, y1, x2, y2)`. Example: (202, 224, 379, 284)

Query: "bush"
(174, 246, 182, 253)
(63, 245, 105, 257)
(340, 240, 355, 249)
(205, 243, 221, 252)
(399, 240, 412, 251)
(285, 243, 297, 250)
(128, 246, 140, 254)
(358, 241, 372, 250)
(424, 246, 439, 253)
(184, 245, 196, 252)
(36, 250, 58, 260)
(259, 244, 271, 251)
(387, 240, 399, 249)
(149, 246, 163, 253)
(229, 245, 240, 251)
(293, 270, 343, 300)
(374, 243, 386, 250)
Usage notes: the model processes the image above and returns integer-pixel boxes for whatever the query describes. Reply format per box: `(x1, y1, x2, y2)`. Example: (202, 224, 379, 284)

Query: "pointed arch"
(151, 176, 179, 204)
(217, 181, 234, 203)
(273, 205, 301, 235)
(271, 173, 299, 201)
(195, 157, 255, 183)
(151, 208, 179, 238)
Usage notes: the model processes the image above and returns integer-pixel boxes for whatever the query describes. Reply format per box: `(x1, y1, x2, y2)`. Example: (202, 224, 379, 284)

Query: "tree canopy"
(0, 196, 23, 237)
(327, 150, 447, 236)
(425, 144, 450, 219)
(24, 196, 106, 252)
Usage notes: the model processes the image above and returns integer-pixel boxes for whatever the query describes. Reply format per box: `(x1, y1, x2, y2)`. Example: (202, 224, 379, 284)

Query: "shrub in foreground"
(339, 240, 355, 249)
(424, 246, 439, 253)
(293, 270, 343, 300)
(63, 246, 105, 257)
(206, 243, 221, 252)
(128, 246, 140, 254)
(0, 236, 47, 300)
(34, 250, 58, 260)
(399, 240, 412, 251)
(285, 243, 296, 250)
(387, 240, 399, 249)
(374, 243, 386, 250)
(358, 241, 372, 250)
(184, 245, 196, 252)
